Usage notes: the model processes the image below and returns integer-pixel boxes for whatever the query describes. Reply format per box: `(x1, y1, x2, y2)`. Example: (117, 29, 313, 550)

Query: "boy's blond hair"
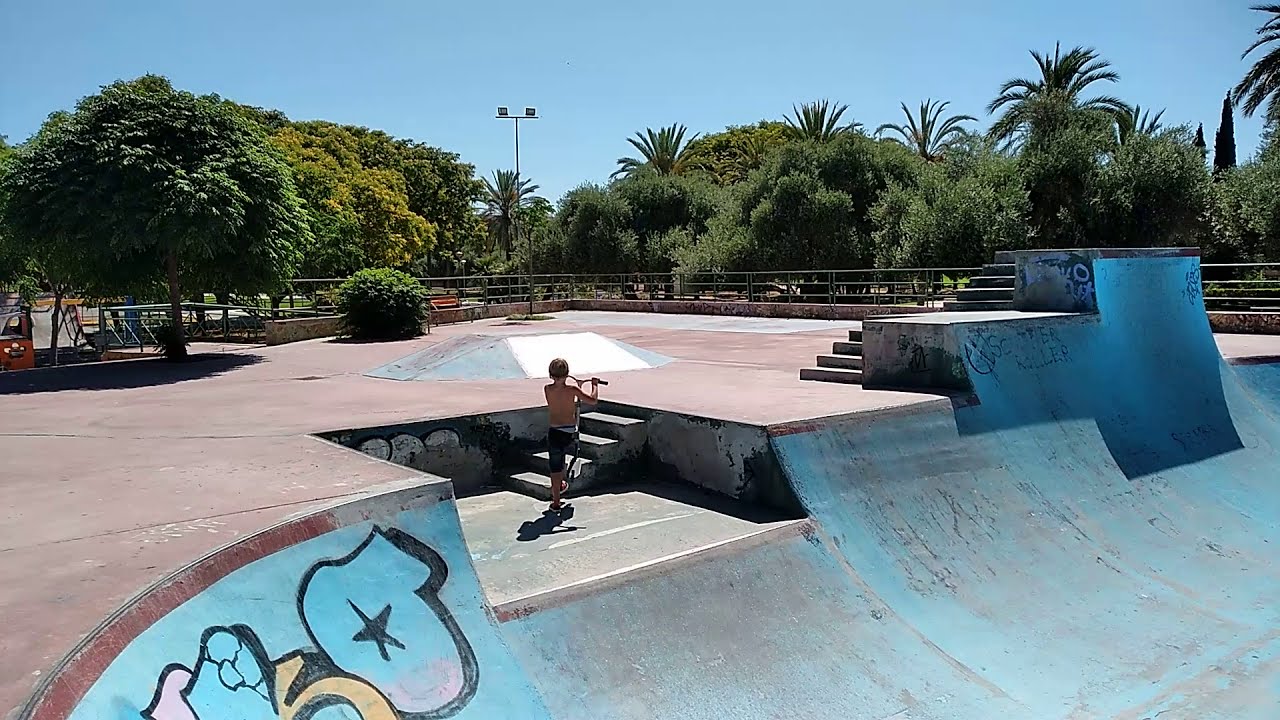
(548, 358, 569, 379)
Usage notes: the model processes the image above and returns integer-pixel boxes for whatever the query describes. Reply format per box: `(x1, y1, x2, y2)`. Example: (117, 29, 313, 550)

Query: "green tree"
(1194, 123, 1208, 158)
(683, 121, 790, 184)
(612, 124, 701, 179)
(1209, 158, 1280, 262)
(988, 43, 1131, 147)
(1116, 104, 1166, 145)
(872, 142, 1029, 268)
(481, 169, 541, 258)
(1233, 4, 1280, 119)
(1214, 94, 1238, 174)
(1, 75, 309, 359)
(875, 99, 977, 161)
(784, 100, 862, 142)
(273, 122, 434, 278)
(1093, 129, 1212, 249)
(555, 184, 639, 273)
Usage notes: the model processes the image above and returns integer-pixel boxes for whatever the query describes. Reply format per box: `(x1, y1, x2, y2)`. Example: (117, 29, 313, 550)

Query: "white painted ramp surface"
(508, 332, 654, 377)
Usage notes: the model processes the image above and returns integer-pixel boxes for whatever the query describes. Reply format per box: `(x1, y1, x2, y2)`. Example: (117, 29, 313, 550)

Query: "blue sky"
(0, 0, 1271, 203)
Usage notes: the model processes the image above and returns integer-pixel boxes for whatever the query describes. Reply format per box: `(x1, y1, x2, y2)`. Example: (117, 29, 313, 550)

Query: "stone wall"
(569, 299, 934, 321)
(1208, 312, 1280, 335)
(263, 315, 342, 345)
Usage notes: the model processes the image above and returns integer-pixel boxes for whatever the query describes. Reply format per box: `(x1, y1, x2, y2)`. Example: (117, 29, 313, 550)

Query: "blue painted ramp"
(497, 523, 1028, 719)
(770, 254, 1280, 718)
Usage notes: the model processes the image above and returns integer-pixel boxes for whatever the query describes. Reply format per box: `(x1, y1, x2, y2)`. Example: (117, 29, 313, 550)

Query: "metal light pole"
(496, 106, 538, 314)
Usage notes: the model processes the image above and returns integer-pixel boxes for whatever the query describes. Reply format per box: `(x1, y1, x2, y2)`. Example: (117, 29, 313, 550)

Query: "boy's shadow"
(516, 506, 579, 542)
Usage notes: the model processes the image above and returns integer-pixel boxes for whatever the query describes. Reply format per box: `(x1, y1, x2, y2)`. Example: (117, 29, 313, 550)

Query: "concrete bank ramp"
(18, 481, 552, 720)
(769, 253, 1280, 718)
(495, 521, 1023, 719)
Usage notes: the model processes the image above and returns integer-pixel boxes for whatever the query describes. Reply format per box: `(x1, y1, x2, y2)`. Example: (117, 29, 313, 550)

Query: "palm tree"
(1233, 4, 1280, 119)
(481, 169, 540, 257)
(875, 99, 977, 161)
(987, 43, 1131, 145)
(612, 124, 700, 179)
(1115, 104, 1166, 145)
(785, 100, 862, 142)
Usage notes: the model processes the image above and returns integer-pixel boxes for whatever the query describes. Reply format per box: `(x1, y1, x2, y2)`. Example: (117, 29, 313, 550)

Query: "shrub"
(336, 268, 427, 340)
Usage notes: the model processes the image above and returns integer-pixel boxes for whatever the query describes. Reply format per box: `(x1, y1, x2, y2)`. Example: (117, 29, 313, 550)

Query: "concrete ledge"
(569, 299, 935, 320)
(428, 300, 570, 327)
(1208, 311, 1280, 335)
(264, 315, 341, 345)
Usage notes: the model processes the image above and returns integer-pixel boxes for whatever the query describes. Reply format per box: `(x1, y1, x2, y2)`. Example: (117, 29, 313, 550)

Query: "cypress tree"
(1193, 123, 1207, 158)
(1214, 94, 1237, 174)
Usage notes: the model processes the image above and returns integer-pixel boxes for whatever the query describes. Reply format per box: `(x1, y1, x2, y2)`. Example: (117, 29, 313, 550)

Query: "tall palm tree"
(875, 99, 977, 161)
(987, 43, 1131, 145)
(785, 100, 862, 142)
(1115, 104, 1166, 145)
(1233, 4, 1280, 119)
(481, 169, 540, 257)
(612, 124, 700, 179)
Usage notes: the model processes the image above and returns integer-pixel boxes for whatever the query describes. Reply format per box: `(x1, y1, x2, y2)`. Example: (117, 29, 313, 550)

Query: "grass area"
(505, 313, 554, 321)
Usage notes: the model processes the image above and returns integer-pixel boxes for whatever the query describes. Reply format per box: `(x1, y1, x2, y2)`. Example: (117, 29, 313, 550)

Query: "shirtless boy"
(544, 358, 599, 511)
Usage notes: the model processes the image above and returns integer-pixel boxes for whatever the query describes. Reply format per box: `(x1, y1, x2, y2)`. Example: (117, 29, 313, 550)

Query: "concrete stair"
(944, 261, 1016, 311)
(501, 410, 647, 502)
(800, 328, 864, 385)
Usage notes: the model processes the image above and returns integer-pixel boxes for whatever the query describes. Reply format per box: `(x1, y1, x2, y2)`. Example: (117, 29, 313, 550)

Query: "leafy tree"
(273, 122, 434, 279)
(988, 43, 1131, 147)
(784, 100, 861, 142)
(736, 134, 919, 270)
(612, 124, 700, 179)
(1093, 128, 1212, 249)
(683, 121, 790, 184)
(1116, 104, 1166, 145)
(612, 171, 721, 272)
(1017, 117, 1111, 246)
(875, 99, 977, 161)
(1214, 94, 1238, 174)
(2, 76, 309, 359)
(481, 169, 541, 257)
(872, 144, 1029, 268)
(555, 184, 639, 273)
(1209, 157, 1280, 262)
(1233, 4, 1280, 119)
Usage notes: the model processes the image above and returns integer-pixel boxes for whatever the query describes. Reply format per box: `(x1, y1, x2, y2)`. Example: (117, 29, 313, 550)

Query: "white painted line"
(546, 512, 702, 549)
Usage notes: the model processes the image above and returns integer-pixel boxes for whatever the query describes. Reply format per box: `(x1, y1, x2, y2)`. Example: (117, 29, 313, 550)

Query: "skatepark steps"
(800, 328, 866, 385)
(501, 411, 643, 501)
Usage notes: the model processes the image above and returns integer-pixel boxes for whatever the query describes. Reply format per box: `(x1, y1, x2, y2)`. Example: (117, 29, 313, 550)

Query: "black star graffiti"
(347, 599, 406, 661)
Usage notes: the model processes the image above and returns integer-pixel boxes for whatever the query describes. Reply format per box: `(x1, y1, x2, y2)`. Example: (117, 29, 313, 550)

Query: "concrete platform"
(457, 482, 796, 606)
(3, 309, 1280, 716)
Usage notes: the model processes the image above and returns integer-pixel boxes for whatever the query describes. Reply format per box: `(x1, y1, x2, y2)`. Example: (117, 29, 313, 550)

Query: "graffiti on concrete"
(896, 336, 930, 373)
(1021, 252, 1097, 312)
(1183, 266, 1203, 307)
(358, 430, 463, 466)
(963, 326, 1071, 378)
(141, 527, 479, 720)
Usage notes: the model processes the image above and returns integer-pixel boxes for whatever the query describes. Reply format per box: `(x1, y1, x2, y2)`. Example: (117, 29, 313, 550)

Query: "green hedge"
(336, 268, 427, 340)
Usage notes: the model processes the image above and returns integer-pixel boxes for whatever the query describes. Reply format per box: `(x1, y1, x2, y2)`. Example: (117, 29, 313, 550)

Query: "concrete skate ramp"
(769, 253, 1280, 718)
(367, 332, 672, 382)
(496, 522, 1024, 719)
(18, 481, 552, 720)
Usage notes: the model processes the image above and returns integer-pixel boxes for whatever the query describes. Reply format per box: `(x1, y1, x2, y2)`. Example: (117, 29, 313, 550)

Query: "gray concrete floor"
(456, 480, 797, 606)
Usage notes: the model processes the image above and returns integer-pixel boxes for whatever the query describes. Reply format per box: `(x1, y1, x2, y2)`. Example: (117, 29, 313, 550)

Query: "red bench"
(429, 295, 460, 311)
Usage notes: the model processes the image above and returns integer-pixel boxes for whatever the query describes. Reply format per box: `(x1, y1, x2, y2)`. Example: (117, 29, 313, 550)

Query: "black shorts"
(547, 427, 576, 473)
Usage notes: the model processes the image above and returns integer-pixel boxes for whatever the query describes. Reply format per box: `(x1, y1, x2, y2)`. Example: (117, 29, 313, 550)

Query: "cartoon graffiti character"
(298, 527, 479, 718)
(142, 626, 277, 720)
(142, 527, 478, 720)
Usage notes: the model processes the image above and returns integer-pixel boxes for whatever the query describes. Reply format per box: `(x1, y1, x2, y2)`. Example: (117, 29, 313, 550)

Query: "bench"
(429, 295, 461, 311)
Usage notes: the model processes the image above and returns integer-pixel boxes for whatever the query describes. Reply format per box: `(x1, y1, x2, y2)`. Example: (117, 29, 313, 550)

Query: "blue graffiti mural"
(63, 500, 550, 720)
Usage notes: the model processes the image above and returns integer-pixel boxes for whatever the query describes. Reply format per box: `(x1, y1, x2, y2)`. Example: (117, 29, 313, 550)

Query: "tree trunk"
(49, 287, 64, 367)
(166, 250, 188, 360)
